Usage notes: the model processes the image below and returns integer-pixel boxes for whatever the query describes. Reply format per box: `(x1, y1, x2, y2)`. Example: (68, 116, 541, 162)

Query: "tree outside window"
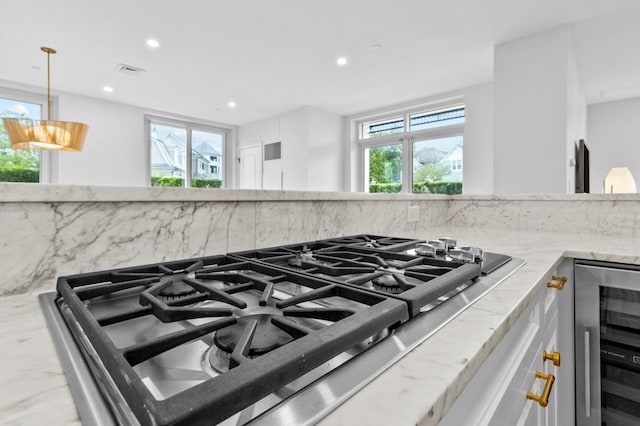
(366, 144, 402, 193)
(0, 97, 42, 183)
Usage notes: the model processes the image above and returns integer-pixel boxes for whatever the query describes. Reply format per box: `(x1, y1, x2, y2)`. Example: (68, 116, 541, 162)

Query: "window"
(148, 117, 226, 188)
(362, 117, 404, 139)
(409, 107, 465, 131)
(364, 144, 403, 193)
(359, 104, 464, 194)
(0, 96, 44, 183)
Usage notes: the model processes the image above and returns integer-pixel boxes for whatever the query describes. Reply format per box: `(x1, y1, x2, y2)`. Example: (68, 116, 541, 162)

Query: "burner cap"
(157, 281, 197, 299)
(213, 314, 293, 357)
(372, 274, 403, 294)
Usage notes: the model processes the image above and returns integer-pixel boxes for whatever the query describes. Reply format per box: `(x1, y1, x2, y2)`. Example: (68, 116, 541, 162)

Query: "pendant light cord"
(41, 46, 56, 121)
(46, 49, 51, 120)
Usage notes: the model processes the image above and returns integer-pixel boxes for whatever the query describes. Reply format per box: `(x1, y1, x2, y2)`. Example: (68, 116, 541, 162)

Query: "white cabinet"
(439, 259, 573, 426)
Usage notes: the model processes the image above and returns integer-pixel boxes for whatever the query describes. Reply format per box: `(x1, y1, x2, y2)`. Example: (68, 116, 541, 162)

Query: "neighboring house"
(150, 132, 184, 178)
(151, 130, 222, 181)
(194, 142, 222, 180)
(413, 143, 463, 181)
(438, 145, 463, 181)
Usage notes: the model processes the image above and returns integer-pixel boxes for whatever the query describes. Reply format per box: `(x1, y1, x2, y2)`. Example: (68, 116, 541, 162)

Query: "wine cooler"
(575, 260, 640, 426)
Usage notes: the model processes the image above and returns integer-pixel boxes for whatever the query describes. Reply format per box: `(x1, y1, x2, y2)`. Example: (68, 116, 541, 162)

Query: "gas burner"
(206, 343, 233, 374)
(372, 274, 403, 294)
(213, 314, 294, 357)
(157, 280, 198, 300)
(371, 273, 415, 294)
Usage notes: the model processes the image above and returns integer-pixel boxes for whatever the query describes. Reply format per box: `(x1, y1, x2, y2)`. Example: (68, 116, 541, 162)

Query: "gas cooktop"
(40, 234, 524, 426)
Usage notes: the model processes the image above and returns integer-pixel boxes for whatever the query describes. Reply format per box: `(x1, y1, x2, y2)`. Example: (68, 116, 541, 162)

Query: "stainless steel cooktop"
(40, 234, 524, 425)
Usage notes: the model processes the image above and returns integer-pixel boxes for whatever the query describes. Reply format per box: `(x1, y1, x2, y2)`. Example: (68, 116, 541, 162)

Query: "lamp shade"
(604, 167, 637, 193)
(3, 46, 89, 152)
(2, 117, 88, 152)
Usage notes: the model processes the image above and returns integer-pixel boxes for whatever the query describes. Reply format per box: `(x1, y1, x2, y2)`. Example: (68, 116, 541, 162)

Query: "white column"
(493, 26, 586, 194)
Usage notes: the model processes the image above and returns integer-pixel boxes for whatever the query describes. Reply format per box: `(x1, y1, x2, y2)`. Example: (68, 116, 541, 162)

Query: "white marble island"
(321, 230, 640, 425)
(1, 183, 640, 425)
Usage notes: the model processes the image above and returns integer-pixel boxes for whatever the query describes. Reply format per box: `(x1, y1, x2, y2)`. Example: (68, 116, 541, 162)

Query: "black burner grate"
(231, 238, 484, 316)
(53, 235, 511, 425)
(56, 255, 409, 426)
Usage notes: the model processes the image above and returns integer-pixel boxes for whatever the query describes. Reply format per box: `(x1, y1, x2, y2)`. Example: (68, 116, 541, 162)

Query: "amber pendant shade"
(3, 46, 88, 151)
(2, 117, 88, 151)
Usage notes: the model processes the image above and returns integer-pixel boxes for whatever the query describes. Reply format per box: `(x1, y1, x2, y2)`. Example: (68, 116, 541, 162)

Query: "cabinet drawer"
(495, 339, 544, 424)
(439, 291, 545, 425)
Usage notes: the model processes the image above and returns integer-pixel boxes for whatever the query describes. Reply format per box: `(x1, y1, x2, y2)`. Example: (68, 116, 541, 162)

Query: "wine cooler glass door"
(576, 262, 640, 426)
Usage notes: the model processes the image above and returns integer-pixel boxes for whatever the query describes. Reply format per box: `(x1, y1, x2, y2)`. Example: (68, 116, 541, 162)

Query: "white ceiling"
(1, 0, 639, 125)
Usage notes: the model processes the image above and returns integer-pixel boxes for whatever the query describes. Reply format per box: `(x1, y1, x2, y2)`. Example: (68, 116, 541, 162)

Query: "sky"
(0, 98, 42, 119)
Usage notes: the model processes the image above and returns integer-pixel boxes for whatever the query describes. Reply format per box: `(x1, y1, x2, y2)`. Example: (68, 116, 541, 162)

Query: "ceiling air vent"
(116, 63, 146, 76)
(264, 142, 282, 161)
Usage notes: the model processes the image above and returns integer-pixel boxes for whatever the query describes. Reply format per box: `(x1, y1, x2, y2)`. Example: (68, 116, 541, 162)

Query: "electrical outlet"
(407, 206, 419, 223)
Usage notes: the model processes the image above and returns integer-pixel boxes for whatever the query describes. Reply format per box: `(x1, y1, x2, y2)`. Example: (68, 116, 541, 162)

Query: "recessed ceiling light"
(103, 86, 114, 93)
(371, 44, 382, 50)
(336, 57, 348, 66)
(227, 101, 236, 108)
(146, 39, 160, 48)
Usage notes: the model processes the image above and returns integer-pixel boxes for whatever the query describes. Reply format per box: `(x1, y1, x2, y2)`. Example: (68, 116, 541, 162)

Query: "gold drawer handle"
(543, 350, 561, 367)
(526, 371, 556, 407)
(547, 275, 567, 290)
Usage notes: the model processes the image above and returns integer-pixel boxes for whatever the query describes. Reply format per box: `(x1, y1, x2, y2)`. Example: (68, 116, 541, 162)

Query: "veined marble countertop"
(3, 182, 640, 202)
(1, 227, 639, 426)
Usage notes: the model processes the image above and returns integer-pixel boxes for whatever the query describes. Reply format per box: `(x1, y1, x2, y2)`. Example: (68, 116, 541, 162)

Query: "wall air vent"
(264, 142, 282, 161)
(116, 63, 146, 76)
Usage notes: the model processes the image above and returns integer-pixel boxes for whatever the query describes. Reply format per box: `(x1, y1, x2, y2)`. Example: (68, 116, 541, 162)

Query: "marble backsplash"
(0, 198, 436, 295)
(444, 196, 640, 236)
(2, 183, 639, 296)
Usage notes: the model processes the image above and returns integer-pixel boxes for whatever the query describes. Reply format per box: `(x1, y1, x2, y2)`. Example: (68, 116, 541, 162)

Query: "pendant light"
(2, 47, 88, 151)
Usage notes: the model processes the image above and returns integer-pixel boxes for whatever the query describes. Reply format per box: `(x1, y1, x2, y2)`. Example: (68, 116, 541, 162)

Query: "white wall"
(566, 43, 588, 193)
(279, 108, 310, 191)
(308, 108, 344, 191)
(587, 97, 640, 193)
(57, 92, 147, 186)
(493, 27, 582, 194)
(238, 106, 345, 191)
(462, 83, 494, 194)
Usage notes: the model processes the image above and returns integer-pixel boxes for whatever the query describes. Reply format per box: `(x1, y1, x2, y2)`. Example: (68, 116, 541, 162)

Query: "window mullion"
(403, 112, 410, 193)
(403, 136, 411, 193)
(185, 129, 192, 187)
